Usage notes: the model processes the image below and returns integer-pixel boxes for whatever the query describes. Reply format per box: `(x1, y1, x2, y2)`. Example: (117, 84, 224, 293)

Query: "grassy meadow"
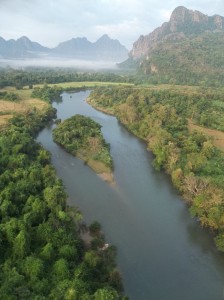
(0, 87, 48, 127)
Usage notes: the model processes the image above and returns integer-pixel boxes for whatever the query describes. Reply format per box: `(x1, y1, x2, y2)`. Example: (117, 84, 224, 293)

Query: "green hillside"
(140, 32, 224, 86)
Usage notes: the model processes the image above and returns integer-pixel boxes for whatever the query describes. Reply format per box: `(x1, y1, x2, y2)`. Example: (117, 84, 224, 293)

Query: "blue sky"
(0, 0, 223, 49)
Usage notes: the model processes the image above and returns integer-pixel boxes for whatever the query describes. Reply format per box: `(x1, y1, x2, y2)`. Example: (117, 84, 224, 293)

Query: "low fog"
(0, 58, 119, 70)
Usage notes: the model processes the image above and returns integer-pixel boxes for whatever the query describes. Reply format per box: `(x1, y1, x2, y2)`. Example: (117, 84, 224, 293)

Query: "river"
(37, 90, 224, 300)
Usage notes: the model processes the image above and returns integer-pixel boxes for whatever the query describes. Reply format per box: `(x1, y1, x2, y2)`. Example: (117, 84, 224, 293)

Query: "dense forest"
(31, 84, 63, 103)
(0, 91, 126, 299)
(53, 115, 113, 175)
(89, 86, 224, 251)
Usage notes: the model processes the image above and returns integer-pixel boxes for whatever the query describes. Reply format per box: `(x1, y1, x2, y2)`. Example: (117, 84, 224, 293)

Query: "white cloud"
(94, 18, 145, 49)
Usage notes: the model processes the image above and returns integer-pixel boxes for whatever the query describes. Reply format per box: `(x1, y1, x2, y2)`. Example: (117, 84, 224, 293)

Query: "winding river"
(37, 90, 224, 300)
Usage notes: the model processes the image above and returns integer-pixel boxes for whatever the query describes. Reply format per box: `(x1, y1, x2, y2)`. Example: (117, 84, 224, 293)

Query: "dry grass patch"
(0, 115, 13, 126)
(0, 88, 48, 127)
(0, 100, 25, 113)
(140, 84, 223, 98)
(188, 119, 224, 151)
(21, 98, 48, 111)
(0, 98, 47, 114)
(12, 89, 32, 100)
(86, 159, 114, 184)
(86, 159, 111, 174)
(34, 81, 133, 89)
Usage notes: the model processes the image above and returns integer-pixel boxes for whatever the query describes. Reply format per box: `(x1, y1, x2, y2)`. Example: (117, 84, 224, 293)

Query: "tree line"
(0, 68, 134, 89)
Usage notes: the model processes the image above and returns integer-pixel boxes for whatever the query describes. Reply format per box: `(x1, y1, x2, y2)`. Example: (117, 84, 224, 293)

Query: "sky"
(0, 0, 223, 50)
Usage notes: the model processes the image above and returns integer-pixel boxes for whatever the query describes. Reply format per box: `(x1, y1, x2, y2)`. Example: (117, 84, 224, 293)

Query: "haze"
(0, 58, 118, 70)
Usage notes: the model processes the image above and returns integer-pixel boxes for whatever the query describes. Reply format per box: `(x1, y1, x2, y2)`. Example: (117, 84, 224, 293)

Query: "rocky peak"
(16, 36, 33, 49)
(95, 34, 124, 48)
(170, 6, 208, 24)
(170, 6, 189, 23)
(17, 36, 31, 42)
(93, 35, 128, 61)
(96, 34, 110, 42)
(214, 15, 223, 29)
(130, 6, 224, 59)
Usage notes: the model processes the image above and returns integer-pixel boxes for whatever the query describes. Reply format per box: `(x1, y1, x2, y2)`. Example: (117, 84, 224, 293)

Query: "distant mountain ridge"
(53, 34, 128, 61)
(0, 35, 128, 62)
(0, 36, 49, 59)
(125, 6, 224, 86)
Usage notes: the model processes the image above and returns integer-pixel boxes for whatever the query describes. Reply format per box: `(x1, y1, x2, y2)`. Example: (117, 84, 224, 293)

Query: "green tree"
(13, 230, 30, 258)
(52, 259, 70, 281)
(94, 287, 119, 300)
(23, 256, 44, 280)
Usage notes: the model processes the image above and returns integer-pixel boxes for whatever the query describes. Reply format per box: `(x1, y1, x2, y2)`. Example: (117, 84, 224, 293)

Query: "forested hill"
(123, 6, 224, 86)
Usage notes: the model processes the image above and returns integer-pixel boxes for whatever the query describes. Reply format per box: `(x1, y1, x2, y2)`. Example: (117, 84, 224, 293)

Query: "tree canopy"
(0, 108, 125, 299)
(53, 115, 113, 174)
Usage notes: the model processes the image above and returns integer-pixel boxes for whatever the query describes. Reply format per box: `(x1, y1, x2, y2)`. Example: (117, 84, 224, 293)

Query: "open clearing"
(0, 88, 48, 126)
(0, 115, 13, 127)
(188, 119, 224, 151)
(141, 83, 224, 94)
(34, 81, 133, 89)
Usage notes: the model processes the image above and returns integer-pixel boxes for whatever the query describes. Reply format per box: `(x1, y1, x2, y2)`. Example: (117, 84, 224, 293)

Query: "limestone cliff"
(130, 6, 224, 59)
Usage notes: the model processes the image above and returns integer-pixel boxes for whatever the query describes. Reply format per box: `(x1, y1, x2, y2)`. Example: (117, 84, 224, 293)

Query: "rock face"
(0, 34, 128, 62)
(124, 6, 224, 86)
(130, 6, 224, 59)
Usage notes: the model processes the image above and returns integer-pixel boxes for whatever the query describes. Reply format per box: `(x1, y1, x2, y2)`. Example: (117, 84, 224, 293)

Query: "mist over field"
(0, 58, 119, 70)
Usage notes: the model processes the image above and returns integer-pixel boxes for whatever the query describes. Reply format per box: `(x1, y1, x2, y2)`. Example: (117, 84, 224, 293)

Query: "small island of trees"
(53, 115, 113, 183)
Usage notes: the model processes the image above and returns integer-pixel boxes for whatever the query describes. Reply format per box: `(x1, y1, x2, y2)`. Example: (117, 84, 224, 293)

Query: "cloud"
(0, 0, 223, 48)
(94, 17, 154, 49)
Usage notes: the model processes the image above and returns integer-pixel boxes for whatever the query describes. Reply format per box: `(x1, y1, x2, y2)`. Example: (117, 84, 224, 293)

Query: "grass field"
(139, 84, 224, 94)
(188, 119, 224, 151)
(0, 115, 13, 127)
(0, 88, 48, 127)
(34, 81, 134, 89)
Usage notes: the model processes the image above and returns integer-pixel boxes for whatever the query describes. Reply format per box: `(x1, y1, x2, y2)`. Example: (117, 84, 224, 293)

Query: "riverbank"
(77, 151, 114, 184)
(88, 86, 224, 252)
(86, 96, 115, 116)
